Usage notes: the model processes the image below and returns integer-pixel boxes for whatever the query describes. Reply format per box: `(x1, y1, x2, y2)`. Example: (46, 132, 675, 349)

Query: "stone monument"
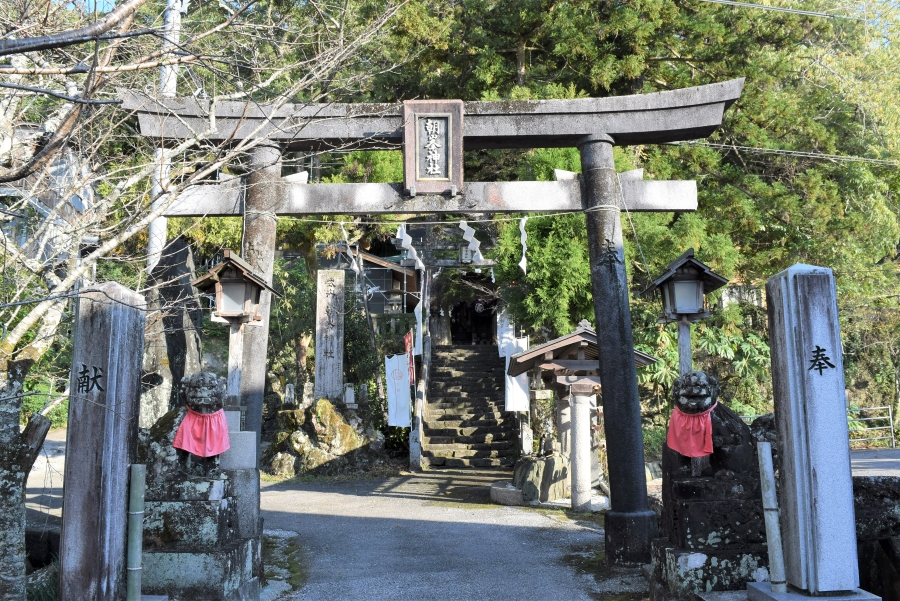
(314, 269, 345, 401)
(59, 283, 146, 601)
(650, 371, 769, 600)
(749, 265, 879, 601)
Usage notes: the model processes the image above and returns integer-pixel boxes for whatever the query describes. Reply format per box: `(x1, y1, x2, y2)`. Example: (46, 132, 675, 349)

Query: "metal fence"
(848, 406, 896, 448)
(740, 406, 896, 449)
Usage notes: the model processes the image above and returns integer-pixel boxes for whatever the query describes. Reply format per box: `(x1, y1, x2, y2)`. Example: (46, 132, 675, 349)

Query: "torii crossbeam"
(122, 78, 744, 565)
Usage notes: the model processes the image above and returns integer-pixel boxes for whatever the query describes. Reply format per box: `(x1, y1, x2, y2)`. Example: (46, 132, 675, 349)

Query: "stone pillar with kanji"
(314, 270, 345, 401)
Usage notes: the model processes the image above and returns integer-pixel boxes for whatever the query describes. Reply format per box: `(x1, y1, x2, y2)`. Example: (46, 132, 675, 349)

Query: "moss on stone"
(262, 532, 308, 594)
(276, 409, 306, 432)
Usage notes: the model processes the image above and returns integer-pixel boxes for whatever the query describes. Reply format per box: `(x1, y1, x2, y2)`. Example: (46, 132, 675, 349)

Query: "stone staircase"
(422, 345, 517, 468)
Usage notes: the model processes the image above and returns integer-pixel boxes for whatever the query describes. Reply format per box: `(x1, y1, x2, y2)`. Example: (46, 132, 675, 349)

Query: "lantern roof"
(641, 248, 729, 297)
(507, 320, 658, 377)
(191, 249, 280, 297)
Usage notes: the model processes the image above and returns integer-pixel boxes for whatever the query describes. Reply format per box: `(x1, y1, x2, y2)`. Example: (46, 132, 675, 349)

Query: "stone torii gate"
(122, 78, 743, 564)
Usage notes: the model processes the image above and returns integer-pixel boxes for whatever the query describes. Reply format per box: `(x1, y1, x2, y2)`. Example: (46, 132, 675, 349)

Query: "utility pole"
(146, 0, 184, 274)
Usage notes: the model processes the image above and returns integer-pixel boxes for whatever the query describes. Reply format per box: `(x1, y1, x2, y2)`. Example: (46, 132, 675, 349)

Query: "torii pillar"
(581, 137, 656, 563)
(241, 144, 282, 449)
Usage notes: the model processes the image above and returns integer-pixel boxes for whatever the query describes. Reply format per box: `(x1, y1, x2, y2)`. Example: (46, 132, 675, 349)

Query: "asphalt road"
(260, 469, 646, 601)
(25, 431, 900, 600)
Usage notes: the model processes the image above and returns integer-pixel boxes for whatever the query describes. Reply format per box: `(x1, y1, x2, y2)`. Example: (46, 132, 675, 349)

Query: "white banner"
(385, 354, 411, 427)
(505, 336, 530, 412)
(497, 307, 517, 358)
(413, 298, 423, 356)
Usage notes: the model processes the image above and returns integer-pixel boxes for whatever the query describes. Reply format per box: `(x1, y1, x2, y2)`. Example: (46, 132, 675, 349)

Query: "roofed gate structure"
(123, 78, 743, 564)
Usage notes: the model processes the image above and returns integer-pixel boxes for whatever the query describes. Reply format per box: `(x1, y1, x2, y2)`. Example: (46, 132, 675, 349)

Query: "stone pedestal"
(652, 398, 767, 600)
(141, 467, 261, 601)
(220, 431, 257, 470)
(748, 582, 879, 601)
(141, 402, 261, 600)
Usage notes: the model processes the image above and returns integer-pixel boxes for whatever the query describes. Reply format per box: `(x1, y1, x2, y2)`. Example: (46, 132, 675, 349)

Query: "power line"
(670, 141, 899, 166)
(695, 0, 865, 20)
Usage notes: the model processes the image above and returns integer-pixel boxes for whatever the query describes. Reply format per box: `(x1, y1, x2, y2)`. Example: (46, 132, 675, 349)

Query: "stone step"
(427, 457, 516, 468)
(430, 381, 504, 389)
(430, 374, 505, 382)
(430, 383, 503, 390)
(423, 431, 515, 445)
(423, 417, 507, 429)
(424, 441, 515, 452)
(434, 344, 497, 355)
(425, 408, 507, 418)
(428, 398, 504, 407)
(423, 425, 511, 438)
(429, 393, 503, 401)
(432, 357, 505, 363)
(424, 344, 515, 469)
(431, 365, 504, 370)
(432, 356, 505, 362)
(422, 448, 515, 459)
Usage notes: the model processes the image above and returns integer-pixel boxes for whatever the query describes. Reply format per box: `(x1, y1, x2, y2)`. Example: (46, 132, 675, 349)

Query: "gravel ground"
(261, 469, 647, 601)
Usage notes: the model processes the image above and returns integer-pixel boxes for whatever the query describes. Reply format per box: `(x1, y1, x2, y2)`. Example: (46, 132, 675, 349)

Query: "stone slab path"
(261, 469, 647, 601)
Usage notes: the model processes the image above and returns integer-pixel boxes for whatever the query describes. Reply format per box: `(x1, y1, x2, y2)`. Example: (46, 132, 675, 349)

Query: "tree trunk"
(516, 37, 526, 87)
(0, 360, 31, 601)
(0, 301, 65, 599)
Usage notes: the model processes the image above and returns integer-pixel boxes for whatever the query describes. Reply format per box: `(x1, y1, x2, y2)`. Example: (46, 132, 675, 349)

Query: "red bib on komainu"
(173, 407, 231, 457)
(666, 402, 717, 458)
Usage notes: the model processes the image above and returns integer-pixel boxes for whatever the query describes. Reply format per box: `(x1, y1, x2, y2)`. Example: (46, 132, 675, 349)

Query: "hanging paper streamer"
(459, 220, 485, 264)
(518, 217, 528, 275)
(396, 224, 425, 271)
(490, 267, 496, 283)
(340, 221, 361, 275)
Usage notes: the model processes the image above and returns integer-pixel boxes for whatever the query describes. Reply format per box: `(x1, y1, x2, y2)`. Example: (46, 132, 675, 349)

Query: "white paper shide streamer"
(340, 221, 361, 275)
(396, 224, 425, 271)
(518, 217, 528, 275)
(459, 220, 484, 264)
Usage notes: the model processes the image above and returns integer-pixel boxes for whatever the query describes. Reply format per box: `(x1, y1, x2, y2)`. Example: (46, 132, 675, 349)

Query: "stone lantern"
(193, 250, 278, 404)
(642, 248, 728, 374)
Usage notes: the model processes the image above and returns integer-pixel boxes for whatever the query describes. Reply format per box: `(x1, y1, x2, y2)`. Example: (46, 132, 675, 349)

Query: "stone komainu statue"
(173, 371, 230, 458)
(178, 371, 227, 413)
(656, 370, 767, 592)
(665, 370, 756, 478)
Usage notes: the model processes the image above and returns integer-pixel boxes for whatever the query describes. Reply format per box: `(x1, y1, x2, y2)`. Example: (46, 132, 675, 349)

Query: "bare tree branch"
(0, 82, 122, 104)
(0, 0, 152, 56)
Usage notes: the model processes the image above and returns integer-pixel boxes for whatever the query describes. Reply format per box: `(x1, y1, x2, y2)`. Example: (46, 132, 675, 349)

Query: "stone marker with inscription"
(59, 282, 146, 601)
(314, 270, 345, 401)
(750, 264, 879, 601)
